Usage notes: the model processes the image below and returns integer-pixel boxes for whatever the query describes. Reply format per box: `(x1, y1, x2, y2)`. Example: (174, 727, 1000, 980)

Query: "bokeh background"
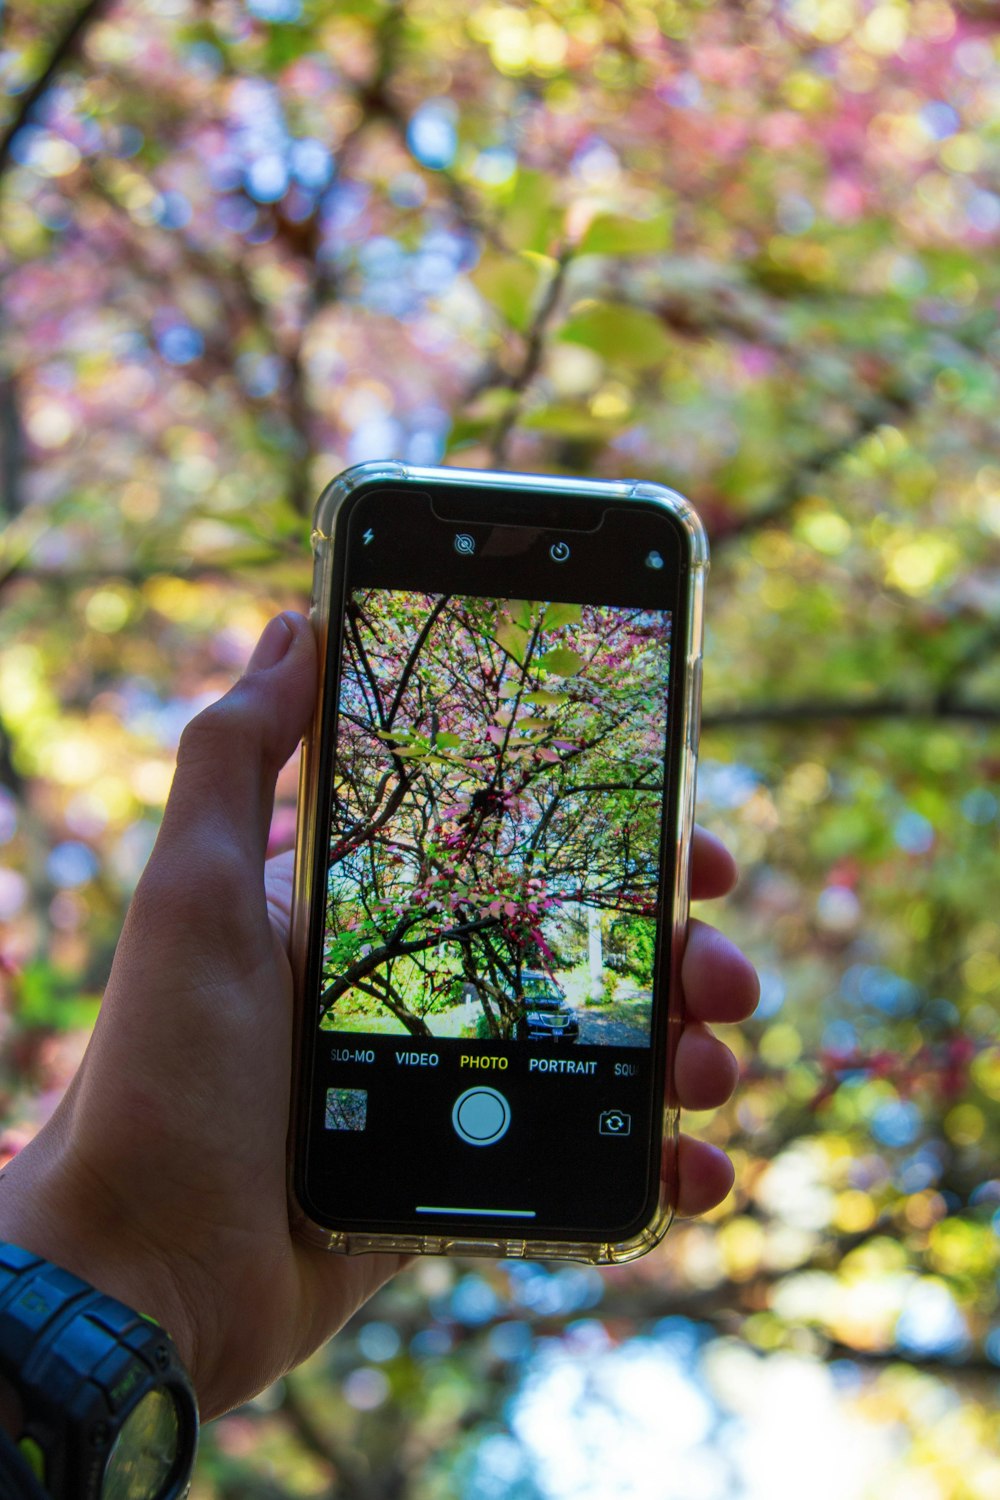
(2, 1, 999, 1495)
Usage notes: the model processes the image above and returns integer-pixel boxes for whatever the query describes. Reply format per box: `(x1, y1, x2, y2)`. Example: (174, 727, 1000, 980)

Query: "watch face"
(102, 1388, 180, 1499)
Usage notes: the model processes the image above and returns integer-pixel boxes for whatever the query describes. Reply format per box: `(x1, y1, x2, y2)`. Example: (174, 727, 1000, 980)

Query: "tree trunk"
(588, 906, 603, 1002)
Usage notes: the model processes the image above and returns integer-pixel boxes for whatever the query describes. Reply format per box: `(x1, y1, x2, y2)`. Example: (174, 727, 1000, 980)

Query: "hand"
(0, 612, 757, 1419)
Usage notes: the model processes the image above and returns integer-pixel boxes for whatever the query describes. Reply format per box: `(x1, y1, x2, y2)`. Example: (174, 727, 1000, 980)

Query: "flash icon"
(363, 528, 375, 545)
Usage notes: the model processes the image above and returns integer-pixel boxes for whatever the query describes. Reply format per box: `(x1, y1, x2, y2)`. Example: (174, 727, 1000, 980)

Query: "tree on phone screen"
(321, 590, 671, 1040)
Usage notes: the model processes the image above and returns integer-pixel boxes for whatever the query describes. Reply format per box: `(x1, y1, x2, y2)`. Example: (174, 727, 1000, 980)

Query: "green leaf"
(523, 690, 567, 706)
(435, 732, 461, 748)
(265, 23, 316, 69)
(447, 389, 518, 451)
(544, 601, 582, 629)
(496, 622, 529, 662)
(501, 168, 559, 253)
(326, 930, 363, 968)
(464, 388, 520, 422)
(472, 252, 546, 332)
(446, 417, 495, 452)
(558, 302, 671, 368)
(522, 404, 629, 439)
(502, 599, 535, 629)
(578, 211, 672, 257)
(515, 717, 552, 732)
(430, 752, 483, 770)
(538, 648, 586, 677)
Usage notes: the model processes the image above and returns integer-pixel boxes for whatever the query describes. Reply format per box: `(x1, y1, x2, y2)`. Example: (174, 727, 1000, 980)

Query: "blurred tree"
(1, 1, 999, 1495)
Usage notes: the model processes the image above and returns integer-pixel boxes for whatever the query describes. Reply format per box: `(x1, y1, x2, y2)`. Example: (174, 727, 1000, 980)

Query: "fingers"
(158, 612, 317, 868)
(675, 1022, 738, 1110)
(690, 827, 738, 901)
(682, 918, 759, 1025)
(118, 615, 316, 973)
(672, 911, 756, 1209)
(674, 1134, 735, 1217)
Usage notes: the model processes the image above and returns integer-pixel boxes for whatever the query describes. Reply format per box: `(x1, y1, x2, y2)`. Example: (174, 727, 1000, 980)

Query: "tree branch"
(386, 594, 450, 726)
(279, 1375, 380, 1500)
(489, 248, 574, 465)
(702, 697, 1000, 729)
(320, 915, 498, 1011)
(0, 355, 24, 519)
(86, 162, 318, 520)
(707, 386, 916, 547)
(0, 0, 110, 188)
(935, 619, 1000, 709)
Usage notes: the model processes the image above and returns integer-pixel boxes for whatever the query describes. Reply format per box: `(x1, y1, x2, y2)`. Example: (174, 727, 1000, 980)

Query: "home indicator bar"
(416, 1206, 537, 1218)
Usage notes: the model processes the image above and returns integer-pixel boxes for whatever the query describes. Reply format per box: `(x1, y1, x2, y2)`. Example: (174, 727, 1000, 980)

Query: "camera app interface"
(325, 589, 668, 1045)
(307, 584, 676, 1238)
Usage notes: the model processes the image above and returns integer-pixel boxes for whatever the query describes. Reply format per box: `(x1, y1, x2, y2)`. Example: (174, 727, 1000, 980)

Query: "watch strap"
(0, 1243, 198, 1500)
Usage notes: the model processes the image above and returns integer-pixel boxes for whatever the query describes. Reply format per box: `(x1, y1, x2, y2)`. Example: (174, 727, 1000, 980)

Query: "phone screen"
(295, 480, 692, 1244)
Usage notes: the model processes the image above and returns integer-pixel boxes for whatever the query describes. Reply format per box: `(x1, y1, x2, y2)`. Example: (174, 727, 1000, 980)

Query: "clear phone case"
(288, 462, 708, 1264)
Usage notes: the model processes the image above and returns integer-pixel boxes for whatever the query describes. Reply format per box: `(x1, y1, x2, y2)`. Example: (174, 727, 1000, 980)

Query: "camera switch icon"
(599, 1109, 631, 1137)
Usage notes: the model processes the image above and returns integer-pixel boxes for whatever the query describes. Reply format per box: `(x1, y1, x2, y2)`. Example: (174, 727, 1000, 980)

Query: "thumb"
(89, 610, 317, 1107)
(153, 611, 317, 874)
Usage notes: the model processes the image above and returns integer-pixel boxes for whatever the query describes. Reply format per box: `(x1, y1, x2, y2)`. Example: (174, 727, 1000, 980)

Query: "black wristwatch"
(0, 1243, 198, 1500)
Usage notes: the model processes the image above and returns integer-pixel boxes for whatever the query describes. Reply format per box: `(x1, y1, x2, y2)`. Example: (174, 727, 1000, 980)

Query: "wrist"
(0, 1129, 200, 1399)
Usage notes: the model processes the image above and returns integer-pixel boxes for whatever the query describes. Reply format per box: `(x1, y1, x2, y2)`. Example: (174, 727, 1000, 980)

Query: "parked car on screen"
(517, 969, 580, 1043)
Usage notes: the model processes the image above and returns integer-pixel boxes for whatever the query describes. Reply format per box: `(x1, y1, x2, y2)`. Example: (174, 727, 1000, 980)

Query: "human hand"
(0, 611, 757, 1419)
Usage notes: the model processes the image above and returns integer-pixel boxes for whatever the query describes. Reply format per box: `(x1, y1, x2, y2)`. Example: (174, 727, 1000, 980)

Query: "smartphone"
(288, 462, 707, 1264)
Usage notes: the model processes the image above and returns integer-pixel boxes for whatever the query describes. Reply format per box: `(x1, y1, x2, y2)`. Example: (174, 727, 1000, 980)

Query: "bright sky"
(470, 1331, 903, 1500)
